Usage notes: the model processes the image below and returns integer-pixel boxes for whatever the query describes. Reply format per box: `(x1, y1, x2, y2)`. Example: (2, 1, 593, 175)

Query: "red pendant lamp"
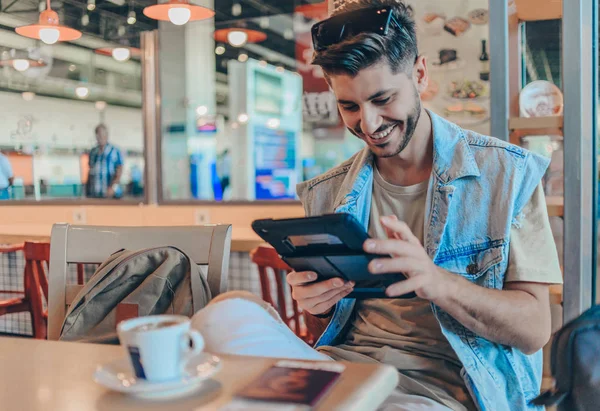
(214, 28, 267, 48)
(95, 47, 141, 62)
(143, 0, 215, 26)
(15, 0, 82, 45)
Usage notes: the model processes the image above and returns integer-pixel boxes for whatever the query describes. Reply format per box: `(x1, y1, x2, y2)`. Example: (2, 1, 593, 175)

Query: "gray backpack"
(532, 305, 600, 410)
(59, 246, 212, 343)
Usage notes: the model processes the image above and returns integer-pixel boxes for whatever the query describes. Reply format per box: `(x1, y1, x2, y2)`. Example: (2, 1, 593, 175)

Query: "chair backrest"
(47, 223, 232, 341)
(23, 242, 49, 300)
(250, 246, 306, 340)
(23, 242, 50, 339)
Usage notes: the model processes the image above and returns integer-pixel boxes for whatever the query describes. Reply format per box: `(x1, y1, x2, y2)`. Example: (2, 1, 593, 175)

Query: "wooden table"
(0, 337, 398, 410)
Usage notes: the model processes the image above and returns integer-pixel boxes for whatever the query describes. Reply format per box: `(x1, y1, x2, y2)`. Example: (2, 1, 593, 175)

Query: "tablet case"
(251, 213, 415, 299)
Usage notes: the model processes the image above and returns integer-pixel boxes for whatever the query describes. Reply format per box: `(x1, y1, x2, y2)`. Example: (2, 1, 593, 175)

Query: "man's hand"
(365, 215, 455, 302)
(287, 271, 354, 315)
(366, 215, 552, 353)
(106, 187, 115, 198)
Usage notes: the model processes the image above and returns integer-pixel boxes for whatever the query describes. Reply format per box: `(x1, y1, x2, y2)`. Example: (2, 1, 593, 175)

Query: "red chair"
(0, 242, 49, 339)
(250, 246, 314, 345)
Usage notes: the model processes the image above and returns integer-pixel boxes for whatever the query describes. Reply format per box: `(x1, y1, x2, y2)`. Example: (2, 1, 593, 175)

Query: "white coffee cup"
(117, 315, 204, 382)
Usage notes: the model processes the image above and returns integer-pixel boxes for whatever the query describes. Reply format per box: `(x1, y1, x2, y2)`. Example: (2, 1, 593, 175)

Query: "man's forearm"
(110, 166, 123, 186)
(435, 274, 551, 354)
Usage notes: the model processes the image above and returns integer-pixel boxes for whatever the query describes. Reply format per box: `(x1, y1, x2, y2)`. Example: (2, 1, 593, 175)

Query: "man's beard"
(378, 87, 421, 158)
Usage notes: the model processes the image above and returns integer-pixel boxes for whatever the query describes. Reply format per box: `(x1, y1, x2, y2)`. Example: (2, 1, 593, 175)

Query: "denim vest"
(296, 111, 550, 411)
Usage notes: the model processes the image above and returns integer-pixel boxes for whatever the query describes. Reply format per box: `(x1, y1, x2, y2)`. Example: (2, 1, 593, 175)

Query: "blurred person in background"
(216, 148, 231, 199)
(86, 124, 124, 199)
(128, 164, 144, 197)
(0, 151, 13, 200)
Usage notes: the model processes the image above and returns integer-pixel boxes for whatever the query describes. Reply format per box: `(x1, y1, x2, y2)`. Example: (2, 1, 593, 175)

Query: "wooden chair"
(0, 242, 50, 339)
(47, 223, 232, 341)
(250, 246, 313, 345)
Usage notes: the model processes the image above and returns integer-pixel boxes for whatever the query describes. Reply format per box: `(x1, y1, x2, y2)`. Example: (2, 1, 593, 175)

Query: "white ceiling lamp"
(168, 7, 190, 25)
(215, 28, 267, 48)
(111, 47, 131, 62)
(276, 66, 285, 73)
(127, 1, 136, 25)
(95, 101, 107, 111)
(75, 85, 89, 99)
(69, 64, 77, 72)
(12, 59, 30, 72)
(39, 28, 60, 44)
(237, 113, 249, 124)
(22, 92, 35, 101)
(259, 60, 268, 67)
(227, 30, 248, 47)
(237, 53, 248, 63)
(144, 0, 214, 26)
(231, 3, 242, 16)
(0, 50, 46, 72)
(127, 10, 137, 25)
(96, 46, 140, 62)
(215, 44, 226, 55)
(87, 0, 96, 11)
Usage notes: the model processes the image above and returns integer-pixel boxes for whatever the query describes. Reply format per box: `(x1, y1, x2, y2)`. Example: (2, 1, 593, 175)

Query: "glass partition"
(0, 1, 154, 202)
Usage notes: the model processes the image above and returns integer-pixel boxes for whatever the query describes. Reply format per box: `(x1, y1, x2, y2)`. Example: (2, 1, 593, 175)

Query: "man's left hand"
(364, 215, 455, 302)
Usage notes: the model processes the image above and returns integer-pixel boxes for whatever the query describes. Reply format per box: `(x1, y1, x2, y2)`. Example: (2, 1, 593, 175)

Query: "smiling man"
(191, 1, 563, 410)
(286, 1, 562, 410)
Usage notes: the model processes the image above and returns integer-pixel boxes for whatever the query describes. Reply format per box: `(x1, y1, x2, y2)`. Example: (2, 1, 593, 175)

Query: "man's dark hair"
(95, 124, 108, 134)
(312, 0, 418, 77)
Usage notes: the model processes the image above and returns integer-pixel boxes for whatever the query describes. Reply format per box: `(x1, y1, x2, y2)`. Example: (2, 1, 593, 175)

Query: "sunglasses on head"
(311, 7, 405, 52)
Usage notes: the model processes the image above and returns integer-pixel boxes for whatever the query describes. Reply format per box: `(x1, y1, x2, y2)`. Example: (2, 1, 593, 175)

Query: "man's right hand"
(286, 271, 354, 316)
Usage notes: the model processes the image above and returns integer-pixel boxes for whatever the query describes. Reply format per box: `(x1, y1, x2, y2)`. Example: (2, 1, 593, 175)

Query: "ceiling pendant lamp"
(214, 28, 267, 48)
(0, 49, 47, 72)
(0, 58, 46, 72)
(95, 46, 141, 62)
(15, 0, 82, 45)
(143, 0, 215, 26)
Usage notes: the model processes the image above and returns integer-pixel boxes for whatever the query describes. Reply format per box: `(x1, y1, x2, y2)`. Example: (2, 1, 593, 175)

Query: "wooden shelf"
(515, 0, 562, 22)
(509, 116, 563, 131)
(509, 116, 563, 144)
(546, 196, 564, 217)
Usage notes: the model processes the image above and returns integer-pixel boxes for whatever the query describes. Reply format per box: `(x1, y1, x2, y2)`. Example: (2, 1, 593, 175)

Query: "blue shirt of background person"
(87, 124, 124, 199)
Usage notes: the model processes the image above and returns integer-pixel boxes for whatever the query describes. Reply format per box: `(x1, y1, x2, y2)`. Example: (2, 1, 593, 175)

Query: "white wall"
(0, 92, 143, 152)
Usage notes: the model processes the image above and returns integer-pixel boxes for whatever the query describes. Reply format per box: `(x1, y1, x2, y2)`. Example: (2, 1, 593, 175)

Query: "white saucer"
(94, 353, 222, 399)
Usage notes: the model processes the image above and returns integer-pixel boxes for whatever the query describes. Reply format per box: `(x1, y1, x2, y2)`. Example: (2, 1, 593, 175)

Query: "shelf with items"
(508, 116, 563, 145)
(509, 116, 563, 131)
(508, 117, 564, 217)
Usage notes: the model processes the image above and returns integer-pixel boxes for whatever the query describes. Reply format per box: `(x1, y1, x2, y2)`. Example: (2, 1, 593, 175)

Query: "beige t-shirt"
(318, 166, 563, 411)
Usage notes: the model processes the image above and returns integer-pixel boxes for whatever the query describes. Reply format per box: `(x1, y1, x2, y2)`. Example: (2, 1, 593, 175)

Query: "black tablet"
(251, 213, 415, 299)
